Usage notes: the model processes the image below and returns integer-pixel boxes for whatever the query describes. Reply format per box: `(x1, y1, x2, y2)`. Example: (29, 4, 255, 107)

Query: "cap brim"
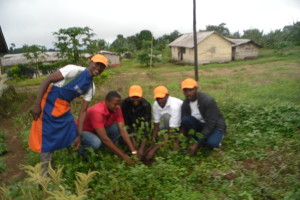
(182, 85, 196, 89)
(129, 93, 142, 97)
(154, 94, 166, 99)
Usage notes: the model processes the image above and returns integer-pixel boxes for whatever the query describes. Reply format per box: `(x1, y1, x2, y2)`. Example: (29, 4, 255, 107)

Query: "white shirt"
(153, 96, 183, 128)
(53, 65, 95, 101)
(190, 100, 205, 123)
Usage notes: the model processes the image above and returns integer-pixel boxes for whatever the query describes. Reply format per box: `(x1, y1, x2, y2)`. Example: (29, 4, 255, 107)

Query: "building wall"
(102, 54, 120, 67)
(171, 47, 180, 60)
(171, 33, 232, 64)
(234, 43, 259, 60)
(197, 34, 232, 63)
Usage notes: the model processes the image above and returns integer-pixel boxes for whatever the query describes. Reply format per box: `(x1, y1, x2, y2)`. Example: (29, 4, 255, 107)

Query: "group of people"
(28, 54, 226, 172)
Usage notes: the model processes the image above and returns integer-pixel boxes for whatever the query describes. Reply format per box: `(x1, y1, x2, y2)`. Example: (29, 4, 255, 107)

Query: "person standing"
(28, 54, 108, 173)
(180, 78, 226, 154)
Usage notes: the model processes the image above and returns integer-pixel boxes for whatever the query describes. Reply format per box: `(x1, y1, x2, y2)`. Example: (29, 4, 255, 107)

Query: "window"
(210, 47, 216, 53)
(181, 47, 186, 54)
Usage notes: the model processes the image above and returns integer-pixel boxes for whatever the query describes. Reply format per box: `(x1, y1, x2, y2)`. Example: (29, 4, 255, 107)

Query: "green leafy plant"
(0, 163, 98, 200)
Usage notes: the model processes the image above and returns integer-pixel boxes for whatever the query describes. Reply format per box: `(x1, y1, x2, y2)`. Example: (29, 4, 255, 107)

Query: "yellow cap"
(129, 85, 143, 97)
(154, 86, 168, 98)
(181, 78, 197, 89)
(91, 54, 108, 67)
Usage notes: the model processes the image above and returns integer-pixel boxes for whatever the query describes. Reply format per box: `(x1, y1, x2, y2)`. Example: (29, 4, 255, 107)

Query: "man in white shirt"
(145, 85, 183, 160)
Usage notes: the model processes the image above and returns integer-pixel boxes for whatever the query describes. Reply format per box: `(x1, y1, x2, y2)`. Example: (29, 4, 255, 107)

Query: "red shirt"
(83, 101, 124, 132)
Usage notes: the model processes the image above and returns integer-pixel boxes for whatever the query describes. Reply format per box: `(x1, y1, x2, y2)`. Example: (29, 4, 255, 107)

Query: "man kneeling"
(180, 78, 226, 154)
(79, 91, 137, 164)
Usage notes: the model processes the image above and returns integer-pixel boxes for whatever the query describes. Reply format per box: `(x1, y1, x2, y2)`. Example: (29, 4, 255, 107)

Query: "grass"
(1, 47, 300, 199)
(0, 131, 8, 173)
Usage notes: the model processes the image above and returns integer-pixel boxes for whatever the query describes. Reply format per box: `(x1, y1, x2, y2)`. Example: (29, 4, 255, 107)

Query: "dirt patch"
(0, 118, 27, 185)
(0, 93, 34, 185)
(160, 65, 267, 77)
(241, 149, 289, 176)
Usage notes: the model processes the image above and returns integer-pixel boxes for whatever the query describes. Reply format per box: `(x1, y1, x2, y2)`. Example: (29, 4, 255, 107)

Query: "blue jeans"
(181, 116, 224, 148)
(79, 123, 121, 154)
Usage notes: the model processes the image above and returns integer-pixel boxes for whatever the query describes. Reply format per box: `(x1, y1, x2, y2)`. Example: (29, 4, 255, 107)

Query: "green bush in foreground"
(0, 163, 98, 200)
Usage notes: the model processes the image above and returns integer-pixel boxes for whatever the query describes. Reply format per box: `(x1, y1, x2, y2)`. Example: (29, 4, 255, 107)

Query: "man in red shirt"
(79, 91, 137, 164)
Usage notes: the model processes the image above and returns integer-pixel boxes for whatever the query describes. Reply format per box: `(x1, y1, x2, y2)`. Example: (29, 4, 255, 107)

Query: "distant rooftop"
(168, 31, 233, 48)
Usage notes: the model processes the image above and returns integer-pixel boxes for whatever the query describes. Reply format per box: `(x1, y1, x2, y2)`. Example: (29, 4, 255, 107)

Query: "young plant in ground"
(0, 163, 98, 200)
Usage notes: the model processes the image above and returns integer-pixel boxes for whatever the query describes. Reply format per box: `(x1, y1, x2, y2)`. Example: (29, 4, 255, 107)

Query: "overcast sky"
(1, 0, 299, 49)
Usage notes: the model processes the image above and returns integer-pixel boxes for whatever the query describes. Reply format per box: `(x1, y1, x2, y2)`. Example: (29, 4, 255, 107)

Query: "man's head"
(105, 91, 122, 113)
(129, 85, 143, 106)
(88, 54, 108, 76)
(154, 86, 169, 108)
(181, 78, 198, 101)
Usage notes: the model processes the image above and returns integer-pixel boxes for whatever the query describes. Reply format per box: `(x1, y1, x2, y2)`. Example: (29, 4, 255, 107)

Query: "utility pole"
(193, 0, 199, 81)
(149, 36, 153, 69)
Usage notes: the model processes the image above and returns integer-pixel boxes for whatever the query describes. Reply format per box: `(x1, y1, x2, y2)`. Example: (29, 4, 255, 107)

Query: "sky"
(1, 0, 299, 49)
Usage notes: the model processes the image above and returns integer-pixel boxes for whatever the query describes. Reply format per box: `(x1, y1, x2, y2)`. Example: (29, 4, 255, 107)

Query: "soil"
(0, 93, 34, 185)
(0, 118, 27, 185)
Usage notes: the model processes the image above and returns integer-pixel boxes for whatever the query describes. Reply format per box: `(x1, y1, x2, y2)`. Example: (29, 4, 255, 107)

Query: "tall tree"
(205, 23, 230, 36)
(263, 29, 283, 48)
(23, 44, 47, 77)
(86, 39, 109, 54)
(53, 27, 95, 63)
(231, 31, 241, 39)
(9, 43, 15, 52)
(282, 21, 300, 44)
(126, 35, 138, 51)
(136, 30, 153, 50)
(110, 34, 129, 53)
(242, 28, 264, 45)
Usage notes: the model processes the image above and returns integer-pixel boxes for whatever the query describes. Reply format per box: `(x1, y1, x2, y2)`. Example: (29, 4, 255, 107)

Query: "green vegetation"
(0, 47, 299, 199)
(0, 131, 8, 173)
(0, 163, 98, 200)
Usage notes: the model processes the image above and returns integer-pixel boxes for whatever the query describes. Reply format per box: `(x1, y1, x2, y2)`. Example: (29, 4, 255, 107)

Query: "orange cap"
(91, 54, 108, 68)
(154, 86, 168, 99)
(129, 85, 143, 97)
(181, 78, 198, 89)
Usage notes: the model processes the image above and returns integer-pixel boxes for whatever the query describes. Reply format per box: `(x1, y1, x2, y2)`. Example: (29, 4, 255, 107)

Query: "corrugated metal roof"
(226, 38, 261, 47)
(0, 26, 8, 54)
(1, 52, 60, 66)
(99, 50, 119, 55)
(168, 31, 233, 48)
(1, 51, 120, 67)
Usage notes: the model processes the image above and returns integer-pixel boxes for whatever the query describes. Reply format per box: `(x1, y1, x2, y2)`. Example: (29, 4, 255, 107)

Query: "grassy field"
(1, 47, 300, 199)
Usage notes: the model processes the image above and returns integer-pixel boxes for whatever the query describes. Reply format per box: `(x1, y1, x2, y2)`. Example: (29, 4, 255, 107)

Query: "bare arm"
(73, 100, 89, 150)
(31, 71, 64, 120)
(77, 100, 89, 136)
(151, 123, 160, 144)
(117, 121, 137, 153)
(95, 126, 132, 163)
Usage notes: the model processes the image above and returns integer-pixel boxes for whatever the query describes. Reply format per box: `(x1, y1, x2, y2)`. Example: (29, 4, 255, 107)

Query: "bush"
(6, 64, 35, 79)
(0, 86, 26, 117)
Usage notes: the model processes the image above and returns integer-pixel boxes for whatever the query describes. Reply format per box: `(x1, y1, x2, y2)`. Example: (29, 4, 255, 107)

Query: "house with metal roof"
(168, 31, 234, 64)
(226, 38, 261, 60)
(99, 50, 120, 66)
(1, 52, 61, 67)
